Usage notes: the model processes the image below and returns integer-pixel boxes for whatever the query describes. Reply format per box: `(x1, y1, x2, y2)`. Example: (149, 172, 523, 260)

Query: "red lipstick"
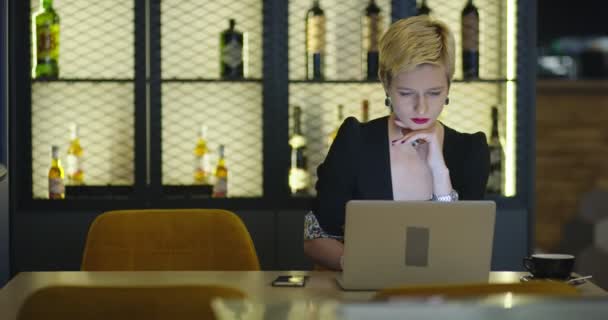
(411, 118, 430, 124)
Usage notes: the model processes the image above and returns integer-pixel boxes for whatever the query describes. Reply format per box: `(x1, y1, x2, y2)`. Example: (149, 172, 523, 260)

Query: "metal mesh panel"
(161, 0, 263, 79)
(289, 83, 389, 186)
(161, 83, 263, 197)
(288, 82, 506, 195)
(31, 83, 135, 198)
(289, 0, 392, 80)
(29, 0, 134, 78)
(29, 0, 135, 198)
(416, 0, 507, 80)
(440, 82, 505, 136)
(25, 0, 519, 200)
(159, 0, 264, 197)
(288, 0, 516, 196)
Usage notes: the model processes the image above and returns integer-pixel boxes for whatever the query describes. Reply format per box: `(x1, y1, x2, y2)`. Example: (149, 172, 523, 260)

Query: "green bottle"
(220, 19, 244, 79)
(34, 0, 60, 79)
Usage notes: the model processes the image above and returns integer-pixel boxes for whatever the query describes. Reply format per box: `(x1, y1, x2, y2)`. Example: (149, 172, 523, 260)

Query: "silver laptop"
(337, 200, 496, 291)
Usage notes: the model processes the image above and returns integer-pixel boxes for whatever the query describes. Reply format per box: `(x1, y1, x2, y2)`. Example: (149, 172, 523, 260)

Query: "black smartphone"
(271, 275, 308, 287)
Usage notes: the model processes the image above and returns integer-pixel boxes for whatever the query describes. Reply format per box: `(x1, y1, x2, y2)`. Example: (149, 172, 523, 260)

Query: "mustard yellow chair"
(17, 285, 246, 320)
(81, 209, 260, 271)
(374, 281, 579, 300)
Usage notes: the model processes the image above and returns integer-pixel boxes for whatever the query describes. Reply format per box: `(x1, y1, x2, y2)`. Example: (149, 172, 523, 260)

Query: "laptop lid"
(338, 200, 496, 290)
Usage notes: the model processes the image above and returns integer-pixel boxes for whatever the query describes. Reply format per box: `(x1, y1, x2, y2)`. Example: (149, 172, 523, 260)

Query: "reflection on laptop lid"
(337, 201, 496, 291)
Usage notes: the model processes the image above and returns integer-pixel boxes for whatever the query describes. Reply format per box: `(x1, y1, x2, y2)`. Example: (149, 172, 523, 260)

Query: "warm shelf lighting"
(505, 0, 517, 197)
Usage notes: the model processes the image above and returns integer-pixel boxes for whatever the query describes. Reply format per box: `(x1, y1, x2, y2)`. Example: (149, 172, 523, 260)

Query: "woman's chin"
(394, 118, 434, 130)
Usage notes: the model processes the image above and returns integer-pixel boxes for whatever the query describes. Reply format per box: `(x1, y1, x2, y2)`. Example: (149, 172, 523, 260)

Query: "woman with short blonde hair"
(304, 15, 489, 271)
(378, 16, 455, 86)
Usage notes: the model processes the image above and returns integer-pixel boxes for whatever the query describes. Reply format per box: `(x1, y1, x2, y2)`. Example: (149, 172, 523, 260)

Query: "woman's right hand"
(303, 238, 344, 271)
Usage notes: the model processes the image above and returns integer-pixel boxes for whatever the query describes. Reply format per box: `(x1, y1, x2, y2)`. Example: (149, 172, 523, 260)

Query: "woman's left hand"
(392, 122, 447, 172)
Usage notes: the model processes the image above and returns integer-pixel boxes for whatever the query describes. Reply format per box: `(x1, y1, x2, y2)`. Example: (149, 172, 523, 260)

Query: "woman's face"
(387, 64, 449, 130)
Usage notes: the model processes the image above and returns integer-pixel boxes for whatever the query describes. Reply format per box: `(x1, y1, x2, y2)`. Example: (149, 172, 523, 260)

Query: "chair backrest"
(81, 209, 260, 271)
(17, 285, 246, 320)
(374, 281, 579, 300)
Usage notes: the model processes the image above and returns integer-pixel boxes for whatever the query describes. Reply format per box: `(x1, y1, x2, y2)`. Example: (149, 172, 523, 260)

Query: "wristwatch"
(433, 189, 459, 202)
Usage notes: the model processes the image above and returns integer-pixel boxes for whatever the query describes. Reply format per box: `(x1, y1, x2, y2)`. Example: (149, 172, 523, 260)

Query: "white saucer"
(519, 274, 586, 285)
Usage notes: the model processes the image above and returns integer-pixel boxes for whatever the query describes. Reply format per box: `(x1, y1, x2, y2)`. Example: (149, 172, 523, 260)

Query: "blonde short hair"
(378, 15, 455, 86)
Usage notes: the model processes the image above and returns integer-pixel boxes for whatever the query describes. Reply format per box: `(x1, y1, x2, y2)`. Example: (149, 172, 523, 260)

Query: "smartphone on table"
(271, 275, 308, 287)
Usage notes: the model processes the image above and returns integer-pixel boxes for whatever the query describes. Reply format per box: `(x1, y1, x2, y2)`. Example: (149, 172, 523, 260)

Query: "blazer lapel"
(357, 117, 393, 200)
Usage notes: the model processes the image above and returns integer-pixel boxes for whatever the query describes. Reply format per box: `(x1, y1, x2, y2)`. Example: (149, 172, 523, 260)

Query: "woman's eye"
(399, 92, 413, 97)
(428, 91, 441, 96)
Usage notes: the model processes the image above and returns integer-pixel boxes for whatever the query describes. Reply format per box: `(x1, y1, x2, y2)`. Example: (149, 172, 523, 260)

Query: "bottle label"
(289, 168, 309, 192)
(213, 177, 228, 197)
(490, 145, 502, 165)
(194, 155, 211, 172)
(487, 146, 503, 193)
(487, 172, 501, 193)
(66, 154, 80, 176)
(289, 135, 307, 149)
(363, 15, 382, 52)
(307, 16, 326, 53)
(222, 38, 243, 69)
(37, 24, 59, 60)
(49, 177, 65, 198)
(462, 14, 479, 51)
(193, 155, 211, 184)
(200, 155, 211, 173)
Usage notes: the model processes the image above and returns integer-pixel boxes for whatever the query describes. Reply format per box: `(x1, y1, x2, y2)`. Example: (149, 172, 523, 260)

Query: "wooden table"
(1, 271, 606, 319)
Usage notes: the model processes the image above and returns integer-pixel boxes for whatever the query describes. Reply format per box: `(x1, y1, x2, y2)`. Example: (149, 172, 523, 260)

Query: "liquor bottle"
(193, 125, 210, 185)
(33, 0, 60, 79)
(66, 123, 84, 185)
(363, 0, 382, 80)
(212, 145, 228, 198)
(487, 106, 503, 194)
(48, 145, 65, 199)
(220, 19, 244, 79)
(305, 0, 325, 80)
(327, 104, 344, 148)
(289, 106, 310, 195)
(461, 0, 479, 79)
(361, 99, 370, 122)
(417, 0, 432, 16)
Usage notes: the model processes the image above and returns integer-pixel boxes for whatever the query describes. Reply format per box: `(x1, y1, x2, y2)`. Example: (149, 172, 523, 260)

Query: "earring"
(385, 96, 392, 107)
(445, 97, 450, 105)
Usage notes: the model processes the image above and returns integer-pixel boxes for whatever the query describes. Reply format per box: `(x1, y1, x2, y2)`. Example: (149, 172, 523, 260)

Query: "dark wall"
(0, 0, 4, 164)
(538, 1, 608, 46)
(11, 209, 313, 273)
(1, 0, 10, 286)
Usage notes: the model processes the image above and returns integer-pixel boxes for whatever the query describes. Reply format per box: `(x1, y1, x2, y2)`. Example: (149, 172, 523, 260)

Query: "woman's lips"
(411, 118, 430, 124)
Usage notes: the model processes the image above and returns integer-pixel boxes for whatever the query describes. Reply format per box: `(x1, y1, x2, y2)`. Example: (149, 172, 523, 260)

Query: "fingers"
(390, 127, 412, 145)
(390, 120, 437, 147)
(391, 133, 429, 147)
(391, 129, 435, 147)
(403, 131, 432, 143)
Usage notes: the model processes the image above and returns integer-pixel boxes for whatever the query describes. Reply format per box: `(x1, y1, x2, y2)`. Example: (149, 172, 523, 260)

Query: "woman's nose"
(415, 96, 428, 115)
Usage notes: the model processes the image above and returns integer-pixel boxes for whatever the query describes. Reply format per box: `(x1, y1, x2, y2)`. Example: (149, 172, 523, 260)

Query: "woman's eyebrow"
(396, 86, 445, 90)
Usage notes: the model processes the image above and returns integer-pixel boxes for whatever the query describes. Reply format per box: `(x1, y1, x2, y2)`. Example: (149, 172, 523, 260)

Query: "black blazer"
(313, 116, 490, 236)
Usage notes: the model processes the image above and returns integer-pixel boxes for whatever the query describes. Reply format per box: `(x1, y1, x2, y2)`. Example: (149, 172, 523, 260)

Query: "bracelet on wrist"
(432, 189, 459, 202)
